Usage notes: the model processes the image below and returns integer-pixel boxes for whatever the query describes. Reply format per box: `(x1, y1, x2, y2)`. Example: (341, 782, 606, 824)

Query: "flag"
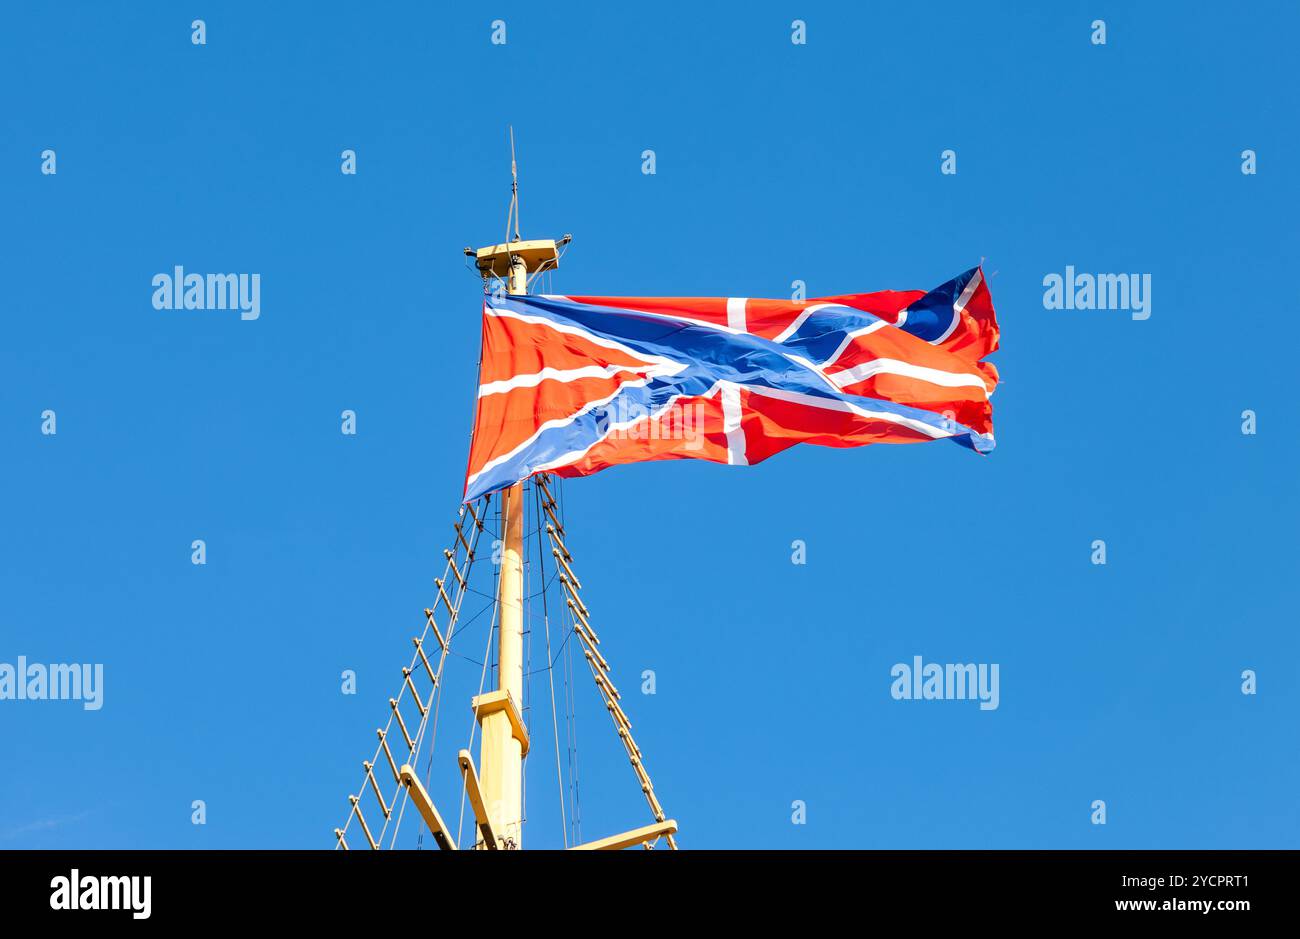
(464, 267, 999, 502)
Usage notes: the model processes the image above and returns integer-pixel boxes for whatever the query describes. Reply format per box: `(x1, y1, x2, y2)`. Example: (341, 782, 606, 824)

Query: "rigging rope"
(454, 529, 502, 848)
(386, 502, 491, 848)
(333, 495, 490, 850)
(534, 474, 569, 845)
(537, 474, 676, 848)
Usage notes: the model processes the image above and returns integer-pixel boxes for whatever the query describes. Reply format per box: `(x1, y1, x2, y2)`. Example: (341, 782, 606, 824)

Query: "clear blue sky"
(2, 1, 1297, 849)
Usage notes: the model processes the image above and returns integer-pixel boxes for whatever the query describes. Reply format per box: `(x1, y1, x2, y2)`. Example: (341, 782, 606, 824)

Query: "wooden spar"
(458, 749, 499, 850)
(568, 819, 678, 851)
(399, 764, 457, 850)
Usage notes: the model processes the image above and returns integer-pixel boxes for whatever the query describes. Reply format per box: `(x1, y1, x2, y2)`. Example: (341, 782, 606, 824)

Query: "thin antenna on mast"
(508, 126, 521, 242)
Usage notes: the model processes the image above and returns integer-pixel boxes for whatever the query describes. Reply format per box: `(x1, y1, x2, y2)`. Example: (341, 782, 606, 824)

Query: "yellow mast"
(474, 258, 530, 848)
(335, 138, 677, 852)
(467, 229, 562, 847)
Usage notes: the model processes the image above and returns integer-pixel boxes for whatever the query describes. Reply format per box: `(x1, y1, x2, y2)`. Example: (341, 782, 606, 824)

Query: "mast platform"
(471, 238, 564, 279)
